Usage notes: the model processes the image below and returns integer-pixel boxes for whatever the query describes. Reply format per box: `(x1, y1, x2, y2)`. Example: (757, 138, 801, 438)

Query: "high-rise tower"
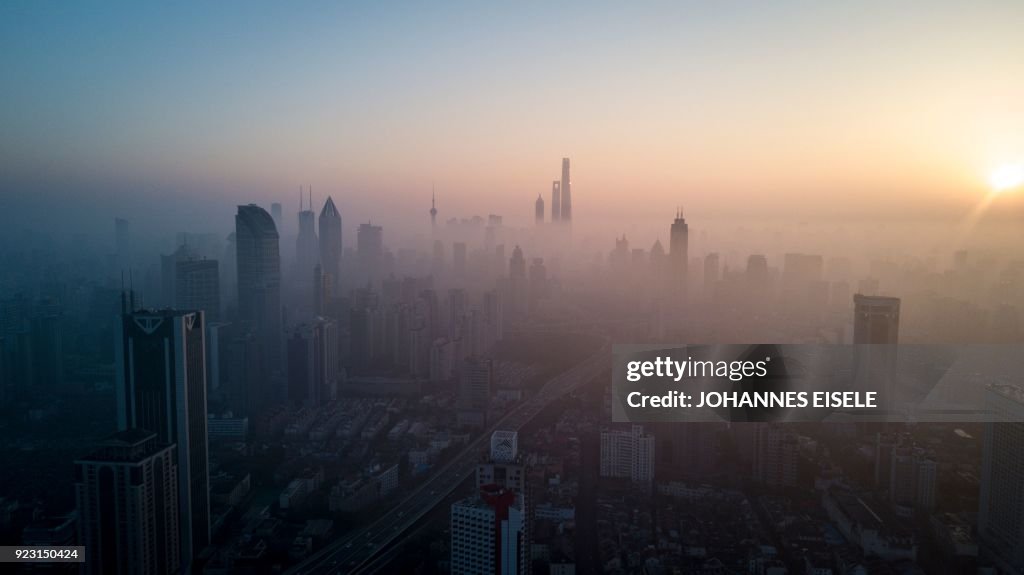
(979, 385, 1024, 573)
(115, 309, 210, 571)
(534, 194, 544, 225)
(560, 157, 572, 223)
(75, 430, 180, 575)
(550, 181, 561, 222)
(669, 208, 689, 299)
(296, 186, 318, 285)
(318, 196, 342, 286)
(235, 204, 283, 380)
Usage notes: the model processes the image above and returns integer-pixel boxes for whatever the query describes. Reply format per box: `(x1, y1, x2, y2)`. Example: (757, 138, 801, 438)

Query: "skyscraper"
(450, 485, 527, 575)
(296, 187, 318, 286)
(75, 429, 180, 575)
(560, 157, 572, 223)
(318, 196, 342, 287)
(703, 253, 720, 299)
(534, 194, 544, 224)
(509, 245, 527, 315)
(115, 309, 210, 571)
(669, 208, 689, 299)
(175, 258, 220, 322)
(550, 181, 561, 222)
(979, 385, 1024, 573)
(235, 204, 283, 378)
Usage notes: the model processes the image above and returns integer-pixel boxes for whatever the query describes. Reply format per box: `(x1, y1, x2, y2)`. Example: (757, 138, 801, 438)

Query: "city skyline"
(3, 2, 1024, 237)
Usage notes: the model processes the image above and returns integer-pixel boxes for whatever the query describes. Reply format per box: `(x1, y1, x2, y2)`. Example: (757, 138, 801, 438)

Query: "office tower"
(116, 309, 210, 570)
(287, 318, 338, 407)
(75, 430, 180, 575)
(703, 253, 720, 298)
(669, 209, 689, 299)
(550, 181, 561, 222)
(890, 445, 936, 510)
(599, 425, 655, 484)
(296, 187, 319, 286)
(753, 423, 798, 488)
(450, 484, 527, 575)
(560, 157, 572, 222)
(979, 385, 1024, 573)
(356, 222, 384, 280)
(453, 242, 467, 276)
(313, 264, 332, 317)
(235, 204, 283, 377)
(509, 245, 527, 315)
(176, 258, 220, 322)
(318, 196, 343, 287)
(534, 194, 544, 224)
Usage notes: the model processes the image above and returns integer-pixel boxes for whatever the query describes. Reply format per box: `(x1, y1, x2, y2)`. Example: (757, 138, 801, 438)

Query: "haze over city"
(3, 0, 1024, 239)
(3, 2, 1024, 575)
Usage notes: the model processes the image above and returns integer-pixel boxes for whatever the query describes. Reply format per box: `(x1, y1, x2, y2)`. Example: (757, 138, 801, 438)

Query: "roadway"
(286, 339, 611, 575)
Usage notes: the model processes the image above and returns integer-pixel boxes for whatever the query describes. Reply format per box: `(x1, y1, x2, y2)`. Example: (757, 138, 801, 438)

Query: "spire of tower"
(309, 186, 312, 212)
(300, 185, 304, 210)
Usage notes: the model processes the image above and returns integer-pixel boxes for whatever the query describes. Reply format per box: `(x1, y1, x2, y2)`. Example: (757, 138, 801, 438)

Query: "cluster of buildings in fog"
(2, 153, 1024, 574)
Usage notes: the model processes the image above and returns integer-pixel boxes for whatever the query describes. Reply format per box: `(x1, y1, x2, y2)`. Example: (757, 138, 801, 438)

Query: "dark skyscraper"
(115, 309, 210, 571)
(669, 208, 689, 299)
(318, 196, 342, 286)
(535, 194, 544, 224)
(550, 181, 561, 222)
(979, 385, 1024, 573)
(560, 157, 572, 223)
(235, 204, 283, 377)
(75, 429, 180, 575)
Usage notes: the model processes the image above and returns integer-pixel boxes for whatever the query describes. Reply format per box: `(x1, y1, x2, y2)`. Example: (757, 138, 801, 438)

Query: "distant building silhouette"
(669, 209, 689, 300)
(318, 196, 342, 289)
(534, 194, 544, 225)
(550, 181, 561, 222)
(703, 253, 720, 299)
(295, 187, 319, 288)
(115, 309, 209, 571)
(75, 429, 180, 575)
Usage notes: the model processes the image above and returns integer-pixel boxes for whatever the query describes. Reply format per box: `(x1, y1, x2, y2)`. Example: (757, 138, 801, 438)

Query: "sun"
(989, 163, 1024, 192)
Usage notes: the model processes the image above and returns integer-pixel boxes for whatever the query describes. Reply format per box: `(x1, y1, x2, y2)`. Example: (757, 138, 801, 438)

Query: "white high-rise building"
(600, 425, 655, 484)
(450, 485, 526, 575)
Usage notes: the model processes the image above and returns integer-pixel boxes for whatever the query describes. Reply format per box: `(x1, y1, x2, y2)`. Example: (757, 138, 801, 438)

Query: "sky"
(1, 0, 1023, 237)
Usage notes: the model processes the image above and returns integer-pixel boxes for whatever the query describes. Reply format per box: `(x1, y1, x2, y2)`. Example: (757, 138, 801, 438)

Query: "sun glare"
(989, 163, 1024, 192)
